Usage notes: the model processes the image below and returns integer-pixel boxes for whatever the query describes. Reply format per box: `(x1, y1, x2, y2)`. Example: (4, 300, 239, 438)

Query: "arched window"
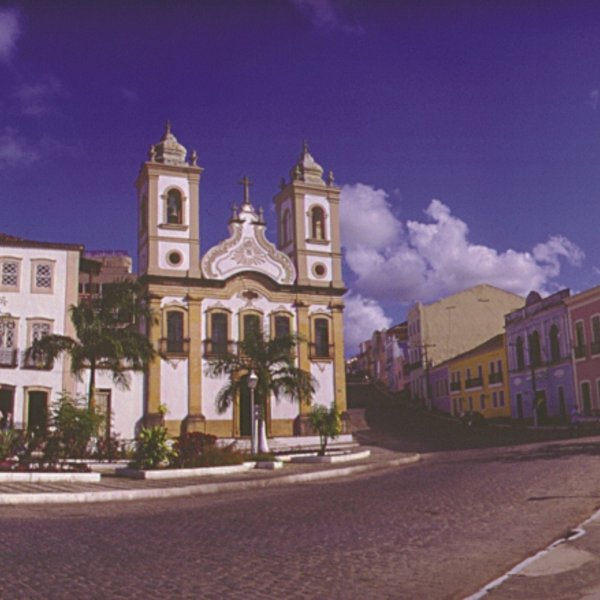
(310, 206, 326, 240)
(242, 313, 261, 342)
(208, 312, 229, 355)
(516, 336, 525, 370)
(274, 314, 291, 339)
(313, 317, 331, 359)
(528, 330, 541, 367)
(166, 311, 184, 353)
(549, 325, 560, 363)
(166, 189, 183, 225)
(281, 209, 291, 245)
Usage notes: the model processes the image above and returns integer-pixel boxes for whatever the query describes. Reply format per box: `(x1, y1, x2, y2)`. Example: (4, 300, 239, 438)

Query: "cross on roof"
(239, 175, 252, 205)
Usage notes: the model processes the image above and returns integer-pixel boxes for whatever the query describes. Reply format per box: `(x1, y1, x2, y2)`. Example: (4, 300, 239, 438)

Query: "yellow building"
(448, 334, 511, 419)
(137, 125, 347, 438)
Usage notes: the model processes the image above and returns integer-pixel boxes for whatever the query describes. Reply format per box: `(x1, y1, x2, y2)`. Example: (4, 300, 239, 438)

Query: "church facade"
(136, 125, 347, 438)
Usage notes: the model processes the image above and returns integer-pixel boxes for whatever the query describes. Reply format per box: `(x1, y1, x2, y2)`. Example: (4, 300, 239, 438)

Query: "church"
(135, 124, 347, 438)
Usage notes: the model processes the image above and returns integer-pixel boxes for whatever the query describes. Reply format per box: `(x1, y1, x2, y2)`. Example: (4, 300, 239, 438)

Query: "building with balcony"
(407, 284, 523, 407)
(0, 233, 82, 432)
(446, 334, 510, 419)
(138, 125, 347, 437)
(566, 285, 600, 415)
(505, 290, 575, 423)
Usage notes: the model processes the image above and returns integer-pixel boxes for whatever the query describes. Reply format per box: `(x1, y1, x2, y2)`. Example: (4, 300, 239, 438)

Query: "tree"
(205, 332, 316, 452)
(308, 404, 342, 456)
(27, 280, 156, 410)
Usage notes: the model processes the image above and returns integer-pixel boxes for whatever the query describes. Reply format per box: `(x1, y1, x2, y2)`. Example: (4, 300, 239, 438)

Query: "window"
(166, 311, 185, 354)
(575, 321, 586, 358)
(0, 259, 19, 291)
(24, 320, 52, 369)
(480, 394, 485, 410)
(166, 188, 183, 225)
(313, 317, 331, 359)
(468, 396, 473, 411)
(549, 324, 560, 362)
(31, 261, 54, 293)
(582, 381, 592, 416)
(274, 314, 291, 339)
(592, 317, 600, 354)
(208, 312, 229, 355)
(499, 390, 505, 407)
(310, 206, 326, 240)
(242, 313, 261, 342)
(492, 392, 498, 408)
(0, 318, 17, 367)
(281, 209, 291, 245)
(528, 331, 541, 367)
(516, 336, 525, 370)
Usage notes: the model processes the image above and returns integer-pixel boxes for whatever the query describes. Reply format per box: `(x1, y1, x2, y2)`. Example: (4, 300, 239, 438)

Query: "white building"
(0, 233, 81, 431)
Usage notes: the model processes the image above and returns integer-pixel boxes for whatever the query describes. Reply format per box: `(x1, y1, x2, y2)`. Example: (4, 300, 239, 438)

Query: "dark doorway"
(0, 387, 14, 429)
(536, 391, 547, 424)
(27, 391, 48, 434)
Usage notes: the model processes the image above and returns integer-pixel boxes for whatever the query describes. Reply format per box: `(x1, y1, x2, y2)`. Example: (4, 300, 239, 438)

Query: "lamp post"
(248, 370, 258, 455)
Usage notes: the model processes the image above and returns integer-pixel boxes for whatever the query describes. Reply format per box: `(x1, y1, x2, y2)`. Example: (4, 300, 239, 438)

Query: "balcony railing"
(464, 376, 483, 389)
(450, 381, 461, 392)
(21, 351, 52, 370)
(574, 345, 587, 359)
(203, 340, 237, 357)
(309, 343, 334, 360)
(591, 341, 600, 356)
(488, 372, 503, 384)
(159, 337, 191, 356)
(0, 348, 18, 368)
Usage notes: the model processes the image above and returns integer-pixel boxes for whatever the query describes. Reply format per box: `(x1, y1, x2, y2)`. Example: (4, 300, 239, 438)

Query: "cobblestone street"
(3, 436, 600, 599)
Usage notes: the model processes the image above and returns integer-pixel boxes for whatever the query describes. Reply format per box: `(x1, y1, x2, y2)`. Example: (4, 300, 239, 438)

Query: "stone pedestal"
(182, 414, 206, 434)
(144, 413, 164, 429)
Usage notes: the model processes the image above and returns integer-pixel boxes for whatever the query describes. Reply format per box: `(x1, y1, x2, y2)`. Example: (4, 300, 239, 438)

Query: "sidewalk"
(0, 445, 420, 506)
(466, 506, 600, 599)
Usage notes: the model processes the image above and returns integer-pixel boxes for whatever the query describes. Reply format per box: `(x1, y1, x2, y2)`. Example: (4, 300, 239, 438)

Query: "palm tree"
(205, 332, 316, 452)
(27, 280, 156, 410)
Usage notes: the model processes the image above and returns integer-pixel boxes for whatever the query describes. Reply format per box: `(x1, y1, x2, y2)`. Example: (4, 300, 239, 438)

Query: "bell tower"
(273, 143, 343, 290)
(136, 122, 203, 278)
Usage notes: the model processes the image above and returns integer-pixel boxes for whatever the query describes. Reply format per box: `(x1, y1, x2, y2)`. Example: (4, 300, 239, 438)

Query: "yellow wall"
(448, 340, 511, 419)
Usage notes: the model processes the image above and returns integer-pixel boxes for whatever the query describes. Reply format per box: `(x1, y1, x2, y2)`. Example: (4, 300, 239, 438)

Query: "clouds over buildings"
(0, 127, 39, 167)
(13, 74, 65, 116)
(340, 183, 584, 351)
(0, 8, 20, 63)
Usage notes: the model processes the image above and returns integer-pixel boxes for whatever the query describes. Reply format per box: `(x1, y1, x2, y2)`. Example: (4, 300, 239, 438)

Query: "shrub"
(309, 405, 342, 456)
(0, 429, 21, 462)
(133, 426, 176, 469)
(51, 393, 104, 459)
(173, 432, 217, 468)
(195, 443, 245, 467)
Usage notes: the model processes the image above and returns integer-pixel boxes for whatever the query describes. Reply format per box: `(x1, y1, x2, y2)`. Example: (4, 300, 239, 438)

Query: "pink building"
(566, 285, 600, 415)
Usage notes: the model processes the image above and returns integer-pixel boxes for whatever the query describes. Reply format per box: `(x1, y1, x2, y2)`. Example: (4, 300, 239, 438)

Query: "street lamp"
(248, 370, 258, 455)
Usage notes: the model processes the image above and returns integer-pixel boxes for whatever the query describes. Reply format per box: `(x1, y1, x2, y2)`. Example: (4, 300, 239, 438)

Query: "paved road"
(3, 436, 600, 599)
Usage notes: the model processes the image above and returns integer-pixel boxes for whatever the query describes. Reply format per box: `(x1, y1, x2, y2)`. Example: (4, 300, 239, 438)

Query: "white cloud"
(587, 89, 599, 110)
(341, 183, 584, 307)
(0, 128, 39, 167)
(343, 293, 391, 355)
(13, 75, 65, 116)
(0, 8, 20, 63)
(290, 0, 364, 35)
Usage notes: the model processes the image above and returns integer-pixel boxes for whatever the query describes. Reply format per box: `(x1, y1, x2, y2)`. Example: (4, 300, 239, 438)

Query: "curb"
(0, 453, 421, 506)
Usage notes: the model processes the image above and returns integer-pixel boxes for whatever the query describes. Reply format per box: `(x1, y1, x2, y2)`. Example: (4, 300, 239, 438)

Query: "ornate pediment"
(201, 202, 296, 285)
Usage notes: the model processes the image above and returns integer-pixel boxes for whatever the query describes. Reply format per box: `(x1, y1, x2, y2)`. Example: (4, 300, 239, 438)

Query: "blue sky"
(2, 1, 600, 352)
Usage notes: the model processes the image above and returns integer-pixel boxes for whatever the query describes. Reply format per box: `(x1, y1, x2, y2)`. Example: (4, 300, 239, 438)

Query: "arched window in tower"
(281, 209, 291, 245)
(313, 317, 331, 359)
(310, 206, 326, 240)
(549, 324, 560, 363)
(166, 189, 183, 225)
